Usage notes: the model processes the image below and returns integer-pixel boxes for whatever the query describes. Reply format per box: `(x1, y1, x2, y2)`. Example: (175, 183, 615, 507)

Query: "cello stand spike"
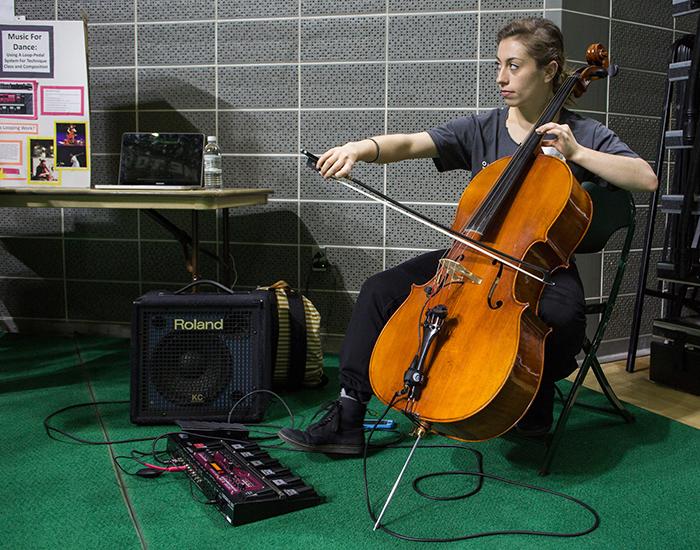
(373, 425, 426, 531)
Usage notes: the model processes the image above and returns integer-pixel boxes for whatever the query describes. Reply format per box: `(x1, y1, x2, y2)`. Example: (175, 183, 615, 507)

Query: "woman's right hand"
(316, 143, 360, 180)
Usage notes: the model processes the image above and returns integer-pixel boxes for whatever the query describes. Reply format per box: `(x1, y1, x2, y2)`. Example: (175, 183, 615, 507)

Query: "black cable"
(43, 399, 183, 474)
(360, 392, 600, 542)
(44, 351, 599, 541)
(188, 476, 217, 505)
(113, 455, 144, 477)
(303, 250, 338, 335)
(112, 452, 183, 477)
(43, 400, 162, 445)
(226, 388, 296, 428)
(412, 454, 484, 501)
(304, 260, 314, 298)
(130, 448, 171, 461)
(44, 386, 299, 453)
(150, 431, 182, 464)
(228, 251, 239, 288)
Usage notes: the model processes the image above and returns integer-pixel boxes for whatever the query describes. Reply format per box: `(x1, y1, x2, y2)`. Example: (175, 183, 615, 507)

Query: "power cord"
(226, 388, 296, 429)
(227, 251, 238, 288)
(43, 401, 163, 446)
(113, 449, 185, 477)
(43, 388, 598, 540)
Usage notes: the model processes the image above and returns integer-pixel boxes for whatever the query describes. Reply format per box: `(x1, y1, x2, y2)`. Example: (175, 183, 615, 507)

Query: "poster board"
(0, 20, 90, 188)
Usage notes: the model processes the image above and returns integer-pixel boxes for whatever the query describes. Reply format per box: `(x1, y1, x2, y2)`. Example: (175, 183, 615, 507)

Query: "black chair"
(539, 181, 637, 475)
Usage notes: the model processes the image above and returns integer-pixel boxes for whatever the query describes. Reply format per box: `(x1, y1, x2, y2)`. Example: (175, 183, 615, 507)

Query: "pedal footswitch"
(167, 433, 324, 526)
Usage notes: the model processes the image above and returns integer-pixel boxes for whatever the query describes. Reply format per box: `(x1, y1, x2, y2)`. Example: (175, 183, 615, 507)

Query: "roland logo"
(173, 318, 224, 330)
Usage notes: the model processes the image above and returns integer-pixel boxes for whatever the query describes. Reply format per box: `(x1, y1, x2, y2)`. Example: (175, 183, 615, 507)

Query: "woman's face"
(495, 37, 556, 109)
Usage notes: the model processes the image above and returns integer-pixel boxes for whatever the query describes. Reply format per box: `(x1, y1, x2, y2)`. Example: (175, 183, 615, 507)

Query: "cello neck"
(464, 42, 611, 237)
(466, 74, 580, 237)
(513, 74, 580, 163)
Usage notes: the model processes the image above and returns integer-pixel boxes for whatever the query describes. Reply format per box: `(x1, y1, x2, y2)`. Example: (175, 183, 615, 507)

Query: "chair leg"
(540, 359, 592, 476)
(541, 353, 635, 475)
(590, 355, 635, 423)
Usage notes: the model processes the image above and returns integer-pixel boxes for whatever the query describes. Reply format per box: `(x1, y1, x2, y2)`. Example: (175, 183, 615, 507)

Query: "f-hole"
(487, 260, 504, 310)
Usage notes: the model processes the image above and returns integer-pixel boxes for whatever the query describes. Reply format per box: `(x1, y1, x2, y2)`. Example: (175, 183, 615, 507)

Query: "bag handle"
(258, 280, 308, 389)
(258, 280, 292, 291)
(286, 291, 307, 389)
(174, 279, 234, 295)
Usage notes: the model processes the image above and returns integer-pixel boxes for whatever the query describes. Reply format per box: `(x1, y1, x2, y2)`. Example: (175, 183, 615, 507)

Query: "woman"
(34, 159, 52, 181)
(279, 17, 657, 455)
(65, 125, 77, 145)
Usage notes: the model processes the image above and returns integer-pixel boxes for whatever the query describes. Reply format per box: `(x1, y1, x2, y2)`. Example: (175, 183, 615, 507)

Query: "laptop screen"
(115, 133, 205, 188)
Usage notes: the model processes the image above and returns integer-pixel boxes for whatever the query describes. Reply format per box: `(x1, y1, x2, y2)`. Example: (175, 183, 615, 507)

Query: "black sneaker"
(278, 397, 366, 455)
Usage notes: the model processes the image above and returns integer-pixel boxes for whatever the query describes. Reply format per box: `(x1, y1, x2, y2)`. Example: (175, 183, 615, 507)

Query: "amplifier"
(130, 284, 274, 424)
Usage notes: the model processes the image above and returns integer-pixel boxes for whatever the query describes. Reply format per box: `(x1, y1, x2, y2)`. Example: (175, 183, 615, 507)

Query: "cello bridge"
(438, 258, 482, 285)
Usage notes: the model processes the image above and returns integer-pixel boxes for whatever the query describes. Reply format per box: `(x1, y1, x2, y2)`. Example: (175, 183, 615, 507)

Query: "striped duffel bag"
(258, 280, 326, 390)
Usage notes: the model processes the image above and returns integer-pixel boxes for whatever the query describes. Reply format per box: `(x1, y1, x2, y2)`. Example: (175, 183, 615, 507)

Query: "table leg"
(144, 208, 220, 282)
(191, 209, 199, 281)
(221, 207, 231, 287)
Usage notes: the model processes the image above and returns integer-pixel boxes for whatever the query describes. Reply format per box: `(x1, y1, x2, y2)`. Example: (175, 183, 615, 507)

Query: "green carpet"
(2, 333, 698, 549)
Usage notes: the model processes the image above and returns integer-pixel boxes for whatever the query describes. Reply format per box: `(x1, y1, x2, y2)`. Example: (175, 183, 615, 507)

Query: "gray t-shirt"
(426, 107, 639, 184)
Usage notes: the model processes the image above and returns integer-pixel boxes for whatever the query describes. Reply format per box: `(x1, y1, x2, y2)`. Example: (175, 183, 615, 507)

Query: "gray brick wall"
(5, 0, 679, 359)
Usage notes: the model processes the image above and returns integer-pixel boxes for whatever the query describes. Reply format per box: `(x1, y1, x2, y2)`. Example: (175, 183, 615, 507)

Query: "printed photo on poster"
(55, 121, 87, 169)
(0, 79, 37, 119)
(28, 137, 58, 182)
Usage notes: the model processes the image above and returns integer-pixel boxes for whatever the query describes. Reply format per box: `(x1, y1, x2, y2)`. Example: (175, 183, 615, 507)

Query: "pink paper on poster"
(0, 166, 24, 180)
(40, 85, 84, 116)
(0, 122, 39, 134)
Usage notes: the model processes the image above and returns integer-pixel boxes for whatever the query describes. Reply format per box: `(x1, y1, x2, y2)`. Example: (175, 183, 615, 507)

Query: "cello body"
(369, 154, 592, 441)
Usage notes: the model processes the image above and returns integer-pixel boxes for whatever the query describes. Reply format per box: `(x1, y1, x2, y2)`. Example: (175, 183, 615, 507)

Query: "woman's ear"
(544, 60, 559, 83)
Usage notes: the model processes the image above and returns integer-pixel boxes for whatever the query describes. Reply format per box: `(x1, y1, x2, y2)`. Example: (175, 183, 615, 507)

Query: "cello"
(363, 44, 613, 443)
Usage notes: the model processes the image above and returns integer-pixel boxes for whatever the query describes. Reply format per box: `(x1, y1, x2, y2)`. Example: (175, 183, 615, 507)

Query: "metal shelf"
(673, 0, 700, 16)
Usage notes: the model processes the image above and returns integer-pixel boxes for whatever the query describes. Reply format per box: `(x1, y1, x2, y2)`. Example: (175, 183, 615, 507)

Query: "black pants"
(338, 249, 587, 425)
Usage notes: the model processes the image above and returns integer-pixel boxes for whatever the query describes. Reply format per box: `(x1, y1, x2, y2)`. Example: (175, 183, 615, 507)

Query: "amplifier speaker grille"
(130, 292, 273, 424)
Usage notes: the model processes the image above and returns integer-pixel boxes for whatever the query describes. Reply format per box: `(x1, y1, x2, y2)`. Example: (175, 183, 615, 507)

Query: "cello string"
(466, 75, 580, 235)
(467, 73, 579, 233)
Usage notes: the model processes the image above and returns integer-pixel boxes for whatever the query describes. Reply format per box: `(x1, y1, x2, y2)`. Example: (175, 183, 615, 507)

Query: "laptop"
(96, 132, 205, 189)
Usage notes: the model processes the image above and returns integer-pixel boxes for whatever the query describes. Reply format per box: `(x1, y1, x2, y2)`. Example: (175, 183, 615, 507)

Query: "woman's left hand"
(535, 122, 583, 161)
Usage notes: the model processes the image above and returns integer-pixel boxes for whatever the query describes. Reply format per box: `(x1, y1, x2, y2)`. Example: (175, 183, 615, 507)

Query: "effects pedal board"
(167, 432, 323, 526)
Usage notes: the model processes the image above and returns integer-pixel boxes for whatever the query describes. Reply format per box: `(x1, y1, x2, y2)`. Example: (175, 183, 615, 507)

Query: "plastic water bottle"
(203, 135, 222, 188)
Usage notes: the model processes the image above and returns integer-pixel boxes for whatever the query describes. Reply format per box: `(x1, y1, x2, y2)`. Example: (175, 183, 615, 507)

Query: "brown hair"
(496, 17, 570, 92)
